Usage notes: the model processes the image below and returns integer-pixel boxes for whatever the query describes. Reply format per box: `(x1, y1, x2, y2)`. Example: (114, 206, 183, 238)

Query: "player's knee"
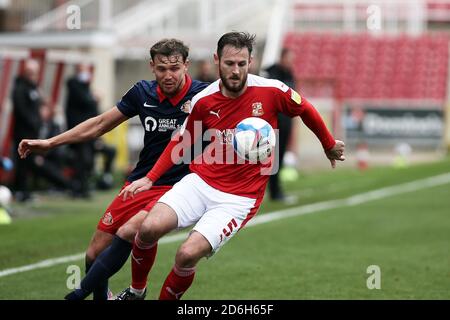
(85, 253, 94, 266)
(137, 217, 161, 243)
(175, 245, 201, 268)
(86, 230, 114, 261)
(116, 223, 138, 242)
(85, 244, 100, 262)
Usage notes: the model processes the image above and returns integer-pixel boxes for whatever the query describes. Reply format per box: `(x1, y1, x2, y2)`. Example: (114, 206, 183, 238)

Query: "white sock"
(130, 286, 146, 296)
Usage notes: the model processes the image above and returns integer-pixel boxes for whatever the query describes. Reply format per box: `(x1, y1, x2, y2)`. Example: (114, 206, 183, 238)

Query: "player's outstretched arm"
(293, 97, 345, 168)
(18, 107, 127, 159)
(325, 140, 346, 169)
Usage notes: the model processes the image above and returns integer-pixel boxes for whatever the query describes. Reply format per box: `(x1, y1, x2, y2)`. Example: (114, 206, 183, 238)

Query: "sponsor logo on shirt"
(216, 129, 234, 145)
(144, 116, 181, 132)
(158, 118, 180, 132)
(144, 116, 158, 132)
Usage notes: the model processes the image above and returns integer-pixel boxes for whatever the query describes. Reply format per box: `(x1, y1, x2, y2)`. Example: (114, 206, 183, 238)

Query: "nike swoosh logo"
(143, 102, 158, 108)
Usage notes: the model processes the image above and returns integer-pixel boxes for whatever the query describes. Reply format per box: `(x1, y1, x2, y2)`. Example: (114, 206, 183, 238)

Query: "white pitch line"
(0, 233, 190, 278)
(1, 172, 450, 279)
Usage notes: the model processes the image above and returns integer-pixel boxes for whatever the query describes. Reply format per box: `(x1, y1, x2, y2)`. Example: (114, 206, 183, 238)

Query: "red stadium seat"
(284, 32, 449, 101)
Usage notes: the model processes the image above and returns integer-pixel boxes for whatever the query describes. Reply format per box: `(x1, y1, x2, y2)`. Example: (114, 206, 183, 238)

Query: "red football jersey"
(163, 74, 336, 199)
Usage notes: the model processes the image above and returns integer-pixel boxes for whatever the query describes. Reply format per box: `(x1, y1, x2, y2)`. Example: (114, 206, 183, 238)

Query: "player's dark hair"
(217, 31, 256, 58)
(150, 39, 189, 62)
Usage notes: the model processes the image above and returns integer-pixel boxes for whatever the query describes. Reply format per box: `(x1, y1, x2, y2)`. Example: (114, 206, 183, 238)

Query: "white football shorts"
(157, 173, 258, 255)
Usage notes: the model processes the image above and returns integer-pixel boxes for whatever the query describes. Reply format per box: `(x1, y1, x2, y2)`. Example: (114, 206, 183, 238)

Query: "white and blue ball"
(233, 117, 276, 162)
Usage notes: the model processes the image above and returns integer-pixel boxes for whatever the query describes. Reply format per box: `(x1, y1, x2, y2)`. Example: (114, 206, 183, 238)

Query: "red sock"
(159, 265, 196, 300)
(131, 234, 158, 290)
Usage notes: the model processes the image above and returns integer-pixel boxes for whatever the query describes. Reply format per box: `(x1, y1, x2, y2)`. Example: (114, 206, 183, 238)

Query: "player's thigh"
(192, 201, 257, 257)
(175, 231, 212, 267)
(138, 202, 179, 242)
(86, 229, 115, 262)
(156, 173, 207, 229)
(116, 209, 148, 242)
(97, 184, 171, 235)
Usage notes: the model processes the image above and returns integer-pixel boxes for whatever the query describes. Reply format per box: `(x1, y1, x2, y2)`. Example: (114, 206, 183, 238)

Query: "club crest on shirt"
(181, 100, 191, 113)
(252, 102, 264, 116)
(102, 211, 114, 226)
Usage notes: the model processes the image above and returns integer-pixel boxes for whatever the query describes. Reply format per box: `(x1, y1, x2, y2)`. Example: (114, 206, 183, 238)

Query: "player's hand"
(119, 176, 153, 201)
(325, 140, 345, 169)
(18, 139, 52, 159)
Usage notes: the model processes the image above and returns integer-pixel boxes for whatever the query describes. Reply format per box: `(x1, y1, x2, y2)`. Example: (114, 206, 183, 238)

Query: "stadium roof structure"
(0, 0, 276, 60)
(2, 0, 449, 64)
(0, 31, 116, 49)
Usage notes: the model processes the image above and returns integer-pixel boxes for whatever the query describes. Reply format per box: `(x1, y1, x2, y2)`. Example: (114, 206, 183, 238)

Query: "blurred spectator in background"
(195, 59, 216, 83)
(261, 48, 295, 201)
(12, 59, 73, 201)
(39, 104, 73, 174)
(92, 139, 116, 190)
(12, 59, 42, 202)
(65, 64, 116, 197)
(393, 142, 412, 168)
(356, 141, 370, 171)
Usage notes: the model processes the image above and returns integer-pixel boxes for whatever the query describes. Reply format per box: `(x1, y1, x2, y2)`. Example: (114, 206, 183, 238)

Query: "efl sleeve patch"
(291, 89, 302, 104)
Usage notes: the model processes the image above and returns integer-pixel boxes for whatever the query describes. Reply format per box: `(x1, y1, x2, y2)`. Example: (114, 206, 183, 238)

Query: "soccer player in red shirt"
(116, 32, 345, 300)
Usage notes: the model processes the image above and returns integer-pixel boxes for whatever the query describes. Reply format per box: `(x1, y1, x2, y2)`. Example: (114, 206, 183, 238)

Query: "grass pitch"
(1, 158, 449, 299)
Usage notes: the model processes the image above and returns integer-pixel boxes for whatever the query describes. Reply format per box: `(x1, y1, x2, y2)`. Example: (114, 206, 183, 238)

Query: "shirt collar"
(156, 75, 192, 106)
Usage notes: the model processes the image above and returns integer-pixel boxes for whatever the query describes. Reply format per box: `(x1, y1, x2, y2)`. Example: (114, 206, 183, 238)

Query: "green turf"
(0, 159, 449, 299)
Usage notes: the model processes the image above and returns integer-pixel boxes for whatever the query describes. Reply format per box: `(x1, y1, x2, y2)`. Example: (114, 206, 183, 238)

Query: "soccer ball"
(233, 117, 276, 162)
(0, 185, 12, 207)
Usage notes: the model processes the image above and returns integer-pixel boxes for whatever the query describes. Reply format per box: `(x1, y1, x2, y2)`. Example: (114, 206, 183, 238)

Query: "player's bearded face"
(151, 54, 188, 97)
(218, 46, 250, 93)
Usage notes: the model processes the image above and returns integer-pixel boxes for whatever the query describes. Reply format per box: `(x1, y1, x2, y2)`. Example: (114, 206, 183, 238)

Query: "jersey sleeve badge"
(291, 89, 302, 105)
